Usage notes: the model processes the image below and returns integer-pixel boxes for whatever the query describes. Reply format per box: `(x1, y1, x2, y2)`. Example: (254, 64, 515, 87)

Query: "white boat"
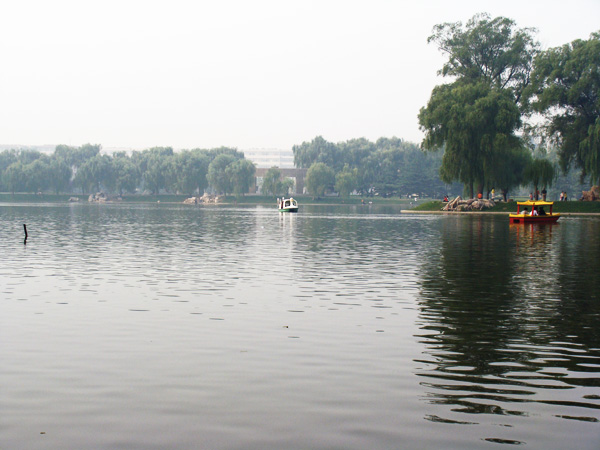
(278, 197, 298, 212)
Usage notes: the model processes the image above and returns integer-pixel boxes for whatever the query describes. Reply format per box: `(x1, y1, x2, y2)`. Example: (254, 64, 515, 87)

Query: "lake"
(1, 203, 599, 449)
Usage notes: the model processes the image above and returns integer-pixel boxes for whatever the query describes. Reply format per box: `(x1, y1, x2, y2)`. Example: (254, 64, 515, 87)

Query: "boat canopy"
(516, 200, 554, 206)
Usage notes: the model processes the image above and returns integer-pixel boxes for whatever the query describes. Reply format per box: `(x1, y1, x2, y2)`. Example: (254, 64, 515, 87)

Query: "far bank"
(407, 200, 600, 215)
(0, 193, 418, 207)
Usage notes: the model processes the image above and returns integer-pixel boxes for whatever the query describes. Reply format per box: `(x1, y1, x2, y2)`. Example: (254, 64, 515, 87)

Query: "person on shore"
(560, 191, 564, 201)
(542, 188, 547, 201)
(529, 193, 533, 200)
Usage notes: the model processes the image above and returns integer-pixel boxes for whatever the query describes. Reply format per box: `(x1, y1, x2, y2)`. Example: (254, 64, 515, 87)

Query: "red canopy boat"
(509, 200, 560, 224)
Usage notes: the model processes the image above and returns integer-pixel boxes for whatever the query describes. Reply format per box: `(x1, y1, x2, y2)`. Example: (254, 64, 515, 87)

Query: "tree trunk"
(477, 182, 484, 199)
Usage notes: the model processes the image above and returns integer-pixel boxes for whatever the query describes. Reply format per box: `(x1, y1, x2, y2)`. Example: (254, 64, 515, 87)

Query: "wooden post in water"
(23, 224, 28, 245)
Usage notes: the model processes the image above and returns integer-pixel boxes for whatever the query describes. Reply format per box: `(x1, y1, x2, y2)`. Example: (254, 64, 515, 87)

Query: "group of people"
(528, 189, 549, 201)
(527, 190, 568, 201)
(520, 206, 546, 216)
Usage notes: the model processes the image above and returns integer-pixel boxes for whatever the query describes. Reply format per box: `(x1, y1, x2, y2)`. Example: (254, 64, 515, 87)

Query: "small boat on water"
(509, 200, 560, 224)
(278, 197, 298, 213)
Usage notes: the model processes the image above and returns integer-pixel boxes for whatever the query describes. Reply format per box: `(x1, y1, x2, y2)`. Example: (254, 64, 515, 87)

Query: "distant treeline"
(0, 138, 461, 199)
(292, 136, 459, 198)
(293, 136, 590, 201)
(0, 145, 256, 197)
(0, 138, 589, 199)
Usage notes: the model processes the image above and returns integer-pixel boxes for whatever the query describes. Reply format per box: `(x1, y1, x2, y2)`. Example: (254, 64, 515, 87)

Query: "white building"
(242, 148, 295, 169)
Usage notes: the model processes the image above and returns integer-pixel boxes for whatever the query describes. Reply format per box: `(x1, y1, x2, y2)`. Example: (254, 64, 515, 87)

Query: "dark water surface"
(1, 203, 599, 449)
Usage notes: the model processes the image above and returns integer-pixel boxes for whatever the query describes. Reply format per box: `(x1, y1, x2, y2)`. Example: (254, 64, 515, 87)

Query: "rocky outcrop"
(443, 196, 496, 211)
(89, 192, 108, 202)
(88, 192, 122, 203)
(183, 194, 223, 204)
(580, 186, 600, 201)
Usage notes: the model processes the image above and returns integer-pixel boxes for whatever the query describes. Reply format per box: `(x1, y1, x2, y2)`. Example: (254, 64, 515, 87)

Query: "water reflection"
(2, 204, 599, 449)
(417, 216, 600, 443)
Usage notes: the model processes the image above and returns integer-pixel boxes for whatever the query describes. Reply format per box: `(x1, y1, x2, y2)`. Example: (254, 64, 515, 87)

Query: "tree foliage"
(305, 162, 335, 198)
(226, 159, 256, 197)
(261, 167, 293, 197)
(420, 81, 522, 197)
(293, 136, 343, 171)
(524, 32, 600, 184)
(428, 13, 539, 102)
(420, 13, 540, 197)
(523, 156, 556, 198)
(207, 154, 236, 195)
(0, 144, 252, 196)
(112, 155, 139, 195)
(172, 151, 210, 195)
(334, 165, 358, 197)
(292, 136, 453, 198)
(488, 145, 531, 201)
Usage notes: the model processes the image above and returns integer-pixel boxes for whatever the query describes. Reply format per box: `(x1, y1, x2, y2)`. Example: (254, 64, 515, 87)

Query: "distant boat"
(509, 200, 560, 224)
(278, 197, 298, 213)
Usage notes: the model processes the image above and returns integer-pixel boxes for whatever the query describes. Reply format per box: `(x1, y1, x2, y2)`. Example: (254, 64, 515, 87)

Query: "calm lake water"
(1, 203, 599, 449)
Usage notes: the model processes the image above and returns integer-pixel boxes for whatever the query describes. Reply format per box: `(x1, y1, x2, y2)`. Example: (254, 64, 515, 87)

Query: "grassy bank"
(412, 200, 600, 214)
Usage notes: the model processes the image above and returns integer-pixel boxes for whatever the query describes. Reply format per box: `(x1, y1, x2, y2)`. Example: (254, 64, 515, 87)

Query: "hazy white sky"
(1, 0, 599, 151)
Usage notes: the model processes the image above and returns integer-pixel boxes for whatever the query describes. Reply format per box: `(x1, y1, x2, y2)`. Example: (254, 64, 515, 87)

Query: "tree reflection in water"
(416, 216, 600, 437)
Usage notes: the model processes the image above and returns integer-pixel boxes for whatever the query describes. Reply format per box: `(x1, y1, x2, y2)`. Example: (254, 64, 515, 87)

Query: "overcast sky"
(1, 0, 599, 151)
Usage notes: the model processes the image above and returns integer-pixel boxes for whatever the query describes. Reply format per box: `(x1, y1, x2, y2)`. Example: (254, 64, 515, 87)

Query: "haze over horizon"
(2, 0, 599, 151)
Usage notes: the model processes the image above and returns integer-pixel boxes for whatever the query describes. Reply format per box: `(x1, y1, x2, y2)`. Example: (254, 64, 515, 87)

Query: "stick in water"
(23, 224, 28, 245)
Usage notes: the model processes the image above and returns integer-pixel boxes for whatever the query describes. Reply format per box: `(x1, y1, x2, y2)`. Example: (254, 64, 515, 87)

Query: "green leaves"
(262, 167, 293, 197)
(0, 144, 253, 196)
(207, 154, 236, 195)
(421, 13, 540, 197)
(334, 166, 358, 198)
(428, 13, 539, 101)
(525, 32, 600, 183)
(226, 159, 256, 197)
(420, 80, 522, 196)
(293, 136, 342, 171)
(305, 162, 335, 198)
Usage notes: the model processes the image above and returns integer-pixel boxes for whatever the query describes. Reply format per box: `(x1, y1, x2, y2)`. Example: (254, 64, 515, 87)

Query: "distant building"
(253, 167, 307, 195)
(242, 148, 295, 169)
(243, 148, 305, 195)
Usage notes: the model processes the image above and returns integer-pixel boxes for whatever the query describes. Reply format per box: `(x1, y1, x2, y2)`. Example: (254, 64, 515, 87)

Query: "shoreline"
(1, 193, 599, 214)
(401, 210, 600, 216)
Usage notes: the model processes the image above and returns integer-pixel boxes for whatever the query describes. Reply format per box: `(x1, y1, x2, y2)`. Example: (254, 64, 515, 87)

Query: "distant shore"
(408, 200, 600, 215)
(402, 210, 600, 216)
(2, 193, 599, 214)
(0, 193, 413, 207)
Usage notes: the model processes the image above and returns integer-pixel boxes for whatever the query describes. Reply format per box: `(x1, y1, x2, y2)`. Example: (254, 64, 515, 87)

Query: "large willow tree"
(419, 13, 539, 198)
